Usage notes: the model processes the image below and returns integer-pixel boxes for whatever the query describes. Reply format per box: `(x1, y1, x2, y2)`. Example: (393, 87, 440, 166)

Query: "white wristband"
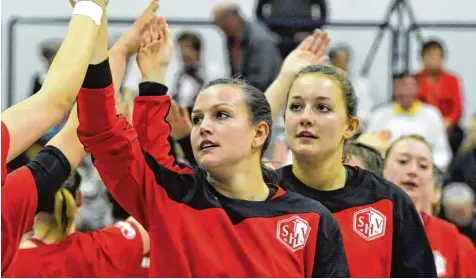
(72, 1, 103, 26)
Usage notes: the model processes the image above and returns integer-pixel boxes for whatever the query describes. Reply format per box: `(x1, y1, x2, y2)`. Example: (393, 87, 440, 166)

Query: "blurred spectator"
(169, 32, 221, 111)
(329, 44, 373, 124)
(415, 39, 465, 154)
(255, 0, 328, 58)
(367, 72, 452, 171)
(445, 116, 476, 193)
(213, 2, 282, 91)
(442, 183, 476, 244)
(75, 155, 113, 232)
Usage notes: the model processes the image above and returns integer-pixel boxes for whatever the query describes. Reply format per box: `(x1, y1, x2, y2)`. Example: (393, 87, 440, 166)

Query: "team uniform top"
(277, 165, 438, 277)
(76, 59, 350, 277)
(1, 145, 70, 275)
(6, 221, 143, 278)
(422, 213, 476, 278)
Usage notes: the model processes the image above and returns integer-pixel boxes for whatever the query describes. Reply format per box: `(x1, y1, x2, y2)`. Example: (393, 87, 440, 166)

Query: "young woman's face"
(285, 73, 356, 158)
(190, 85, 257, 171)
(384, 138, 434, 202)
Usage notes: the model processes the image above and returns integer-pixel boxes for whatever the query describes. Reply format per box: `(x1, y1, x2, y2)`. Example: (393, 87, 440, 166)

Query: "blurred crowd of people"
(2, 0, 476, 277)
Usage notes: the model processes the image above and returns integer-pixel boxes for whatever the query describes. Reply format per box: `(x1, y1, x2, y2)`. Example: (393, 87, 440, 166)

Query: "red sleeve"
(2, 121, 11, 186)
(133, 82, 193, 174)
(456, 234, 476, 277)
(83, 221, 144, 277)
(76, 60, 194, 231)
(446, 75, 463, 125)
(1, 167, 38, 274)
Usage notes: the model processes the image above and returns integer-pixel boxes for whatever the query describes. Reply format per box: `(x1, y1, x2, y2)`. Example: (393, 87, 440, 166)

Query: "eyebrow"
(398, 153, 430, 162)
(290, 96, 333, 102)
(192, 103, 233, 115)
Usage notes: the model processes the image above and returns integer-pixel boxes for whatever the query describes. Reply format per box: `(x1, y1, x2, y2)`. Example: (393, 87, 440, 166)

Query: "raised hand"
(280, 29, 330, 78)
(167, 100, 192, 140)
(115, 86, 133, 123)
(112, 0, 159, 57)
(137, 16, 174, 83)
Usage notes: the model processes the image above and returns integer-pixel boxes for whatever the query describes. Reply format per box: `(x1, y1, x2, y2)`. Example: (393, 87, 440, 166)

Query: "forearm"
(40, 7, 103, 109)
(264, 73, 294, 122)
(46, 104, 86, 170)
(109, 47, 129, 92)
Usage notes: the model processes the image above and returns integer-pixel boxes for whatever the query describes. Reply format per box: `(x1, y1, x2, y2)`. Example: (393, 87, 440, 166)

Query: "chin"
(198, 156, 223, 170)
(290, 144, 321, 158)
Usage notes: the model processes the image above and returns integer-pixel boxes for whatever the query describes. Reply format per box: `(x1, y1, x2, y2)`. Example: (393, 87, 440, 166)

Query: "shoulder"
(442, 70, 461, 81)
(428, 215, 460, 235)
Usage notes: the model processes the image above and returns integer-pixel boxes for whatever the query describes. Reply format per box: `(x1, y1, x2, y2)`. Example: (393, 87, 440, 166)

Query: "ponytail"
(53, 187, 77, 240)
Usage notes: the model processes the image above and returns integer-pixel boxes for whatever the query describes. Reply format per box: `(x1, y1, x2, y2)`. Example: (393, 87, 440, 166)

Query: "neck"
(411, 197, 424, 214)
(208, 155, 269, 201)
(231, 21, 245, 41)
(292, 148, 347, 191)
(32, 215, 75, 244)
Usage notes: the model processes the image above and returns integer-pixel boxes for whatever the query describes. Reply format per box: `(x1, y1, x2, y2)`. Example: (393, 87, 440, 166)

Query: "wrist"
(141, 66, 168, 84)
(277, 71, 297, 83)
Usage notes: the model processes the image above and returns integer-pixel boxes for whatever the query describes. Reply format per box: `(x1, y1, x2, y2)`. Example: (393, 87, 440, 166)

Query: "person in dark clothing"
(77, 18, 350, 277)
(213, 2, 282, 91)
(256, 0, 328, 58)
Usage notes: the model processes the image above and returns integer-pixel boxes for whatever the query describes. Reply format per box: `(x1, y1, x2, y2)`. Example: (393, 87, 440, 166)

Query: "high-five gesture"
(280, 29, 330, 79)
(112, 0, 159, 57)
(137, 16, 174, 84)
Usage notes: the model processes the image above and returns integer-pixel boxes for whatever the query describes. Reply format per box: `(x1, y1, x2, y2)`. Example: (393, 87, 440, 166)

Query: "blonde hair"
(35, 171, 81, 242)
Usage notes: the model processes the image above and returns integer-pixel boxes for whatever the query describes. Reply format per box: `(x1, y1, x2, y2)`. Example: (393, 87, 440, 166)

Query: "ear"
(344, 116, 360, 140)
(76, 191, 83, 209)
(252, 121, 270, 150)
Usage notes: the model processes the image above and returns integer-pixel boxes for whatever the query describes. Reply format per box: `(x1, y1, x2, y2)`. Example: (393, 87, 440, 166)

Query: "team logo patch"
(353, 207, 386, 241)
(114, 221, 137, 240)
(276, 216, 311, 252)
(433, 250, 447, 277)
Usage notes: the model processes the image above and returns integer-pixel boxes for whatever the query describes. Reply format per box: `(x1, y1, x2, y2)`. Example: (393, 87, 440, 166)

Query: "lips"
(400, 181, 418, 188)
(199, 139, 219, 151)
(297, 131, 317, 139)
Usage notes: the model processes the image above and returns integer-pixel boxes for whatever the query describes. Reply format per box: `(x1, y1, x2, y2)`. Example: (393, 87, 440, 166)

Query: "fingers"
(315, 31, 330, 58)
(310, 30, 324, 54)
(144, 0, 159, 14)
(150, 17, 160, 41)
(157, 17, 171, 45)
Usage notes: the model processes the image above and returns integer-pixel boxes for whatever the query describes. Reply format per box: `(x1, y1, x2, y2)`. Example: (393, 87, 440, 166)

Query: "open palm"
(280, 30, 330, 78)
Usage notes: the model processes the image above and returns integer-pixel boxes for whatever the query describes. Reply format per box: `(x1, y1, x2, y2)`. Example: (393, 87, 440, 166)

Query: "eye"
(317, 104, 330, 112)
(419, 163, 429, 170)
(191, 115, 203, 125)
(397, 159, 408, 165)
(216, 111, 230, 120)
(289, 103, 302, 112)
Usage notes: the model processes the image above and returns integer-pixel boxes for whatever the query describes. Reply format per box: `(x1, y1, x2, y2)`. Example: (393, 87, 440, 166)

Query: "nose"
(406, 161, 419, 178)
(299, 107, 315, 127)
(199, 117, 212, 137)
